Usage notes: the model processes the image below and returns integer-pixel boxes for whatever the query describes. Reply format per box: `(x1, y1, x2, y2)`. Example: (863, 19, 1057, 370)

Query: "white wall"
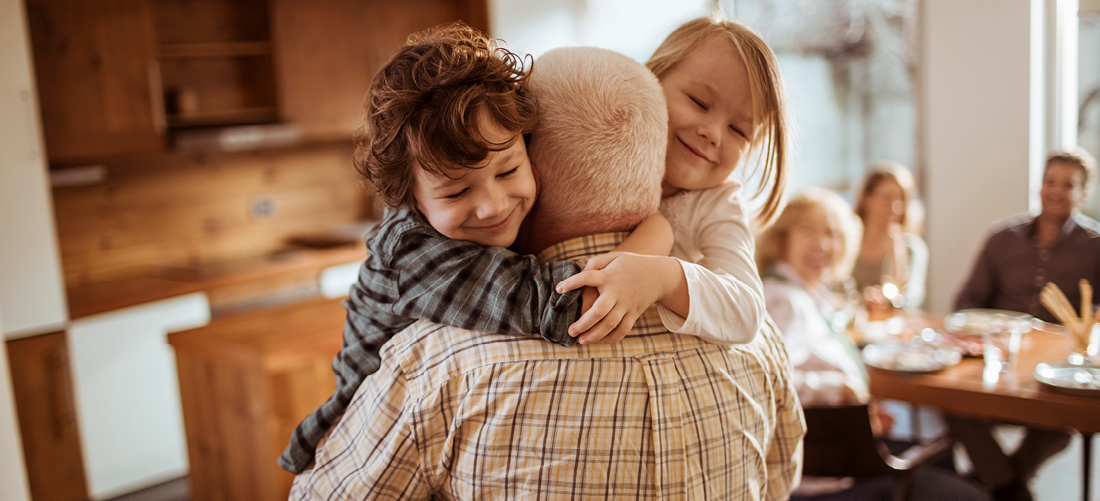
(488, 0, 710, 61)
(922, 0, 1037, 313)
(0, 313, 30, 501)
(0, 0, 68, 339)
(1, 0, 63, 496)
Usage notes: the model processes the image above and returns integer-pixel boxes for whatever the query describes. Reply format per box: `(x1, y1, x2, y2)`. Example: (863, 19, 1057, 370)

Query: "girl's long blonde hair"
(647, 15, 790, 228)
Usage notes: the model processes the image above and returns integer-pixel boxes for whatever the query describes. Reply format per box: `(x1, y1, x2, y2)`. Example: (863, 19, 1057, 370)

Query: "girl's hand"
(556, 252, 678, 344)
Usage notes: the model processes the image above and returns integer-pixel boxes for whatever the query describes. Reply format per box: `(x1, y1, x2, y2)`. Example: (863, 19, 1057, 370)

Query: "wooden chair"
(801, 404, 954, 501)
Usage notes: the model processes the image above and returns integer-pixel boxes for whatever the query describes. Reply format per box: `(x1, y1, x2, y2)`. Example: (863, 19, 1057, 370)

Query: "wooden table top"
(867, 317, 1100, 433)
(66, 247, 365, 319)
(168, 298, 346, 373)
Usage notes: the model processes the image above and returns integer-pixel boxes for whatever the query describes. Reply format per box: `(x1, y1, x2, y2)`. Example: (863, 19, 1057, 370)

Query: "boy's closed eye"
(444, 188, 469, 199)
(497, 167, 520, 178)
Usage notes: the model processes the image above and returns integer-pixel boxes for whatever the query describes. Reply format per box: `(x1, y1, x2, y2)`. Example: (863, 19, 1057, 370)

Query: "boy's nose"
(476, 189, 509, 220)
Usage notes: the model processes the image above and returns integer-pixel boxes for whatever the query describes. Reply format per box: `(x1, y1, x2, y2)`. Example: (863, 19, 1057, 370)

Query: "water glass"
(982, 317, 1025, 373)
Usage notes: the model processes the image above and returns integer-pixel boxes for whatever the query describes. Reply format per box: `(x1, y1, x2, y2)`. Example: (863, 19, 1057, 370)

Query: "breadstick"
(1081, 279, 1092, 328)
(1041, 284, 1081, 331)
(1040, 294, 1072, 328)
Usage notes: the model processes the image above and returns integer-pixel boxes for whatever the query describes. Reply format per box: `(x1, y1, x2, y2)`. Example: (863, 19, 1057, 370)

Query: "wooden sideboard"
(167, 298, 345, 501)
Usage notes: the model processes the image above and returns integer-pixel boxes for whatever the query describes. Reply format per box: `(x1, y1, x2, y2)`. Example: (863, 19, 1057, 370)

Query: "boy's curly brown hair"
(354, 23, 539, 208)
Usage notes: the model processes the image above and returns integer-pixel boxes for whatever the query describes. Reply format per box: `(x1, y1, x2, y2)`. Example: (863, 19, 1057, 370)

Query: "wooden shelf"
(159, 41, 271, 59)
(167, 106, 278, 127)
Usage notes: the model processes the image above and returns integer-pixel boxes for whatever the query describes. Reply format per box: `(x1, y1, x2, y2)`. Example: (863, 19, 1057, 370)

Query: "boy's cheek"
(530, 163, 541, 198)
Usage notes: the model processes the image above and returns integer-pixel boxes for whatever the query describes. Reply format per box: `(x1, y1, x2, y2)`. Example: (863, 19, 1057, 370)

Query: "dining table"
(863, 313, 1100, 500)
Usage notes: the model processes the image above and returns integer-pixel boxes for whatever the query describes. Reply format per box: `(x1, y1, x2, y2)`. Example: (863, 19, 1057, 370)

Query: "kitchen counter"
(66, 246, 366, 319)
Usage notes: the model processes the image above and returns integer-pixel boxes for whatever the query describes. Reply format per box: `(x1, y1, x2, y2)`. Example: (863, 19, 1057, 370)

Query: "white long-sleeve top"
(657, 181, 765, 345)
(762, 263, 868, 406)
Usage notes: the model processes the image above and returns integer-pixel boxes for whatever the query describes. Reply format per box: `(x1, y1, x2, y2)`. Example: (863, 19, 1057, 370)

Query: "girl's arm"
(558, 184, 764, 345)
(612, 211, 674, 256)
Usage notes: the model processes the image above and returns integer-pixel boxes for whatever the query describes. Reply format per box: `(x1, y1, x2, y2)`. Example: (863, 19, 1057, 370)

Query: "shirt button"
(1035, 269, 1046, 286)
(1039, 249, 1050, 261)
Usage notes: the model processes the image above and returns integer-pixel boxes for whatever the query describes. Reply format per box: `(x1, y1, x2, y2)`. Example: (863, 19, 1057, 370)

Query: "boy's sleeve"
(380, 209, 583, 346)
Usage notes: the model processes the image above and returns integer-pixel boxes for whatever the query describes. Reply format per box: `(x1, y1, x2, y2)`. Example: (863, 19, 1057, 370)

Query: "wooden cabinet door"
(25, 0, 165, 162)
(6, 332, 89, 501)
(270, 0, 489, 142)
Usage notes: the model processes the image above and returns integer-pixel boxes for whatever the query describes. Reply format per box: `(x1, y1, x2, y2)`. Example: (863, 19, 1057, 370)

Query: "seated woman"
(853, 162, 928, 312)
(757, 188, 989, 501)
(949, 149, 1099, 501)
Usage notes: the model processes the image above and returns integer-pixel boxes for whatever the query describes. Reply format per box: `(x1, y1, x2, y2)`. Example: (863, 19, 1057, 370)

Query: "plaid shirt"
(279, 206, 583, 473)
(290, 233, 806, 501)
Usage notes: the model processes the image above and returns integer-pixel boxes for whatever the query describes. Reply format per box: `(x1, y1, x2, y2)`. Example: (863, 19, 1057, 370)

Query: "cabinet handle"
(147, 61, 167, 134)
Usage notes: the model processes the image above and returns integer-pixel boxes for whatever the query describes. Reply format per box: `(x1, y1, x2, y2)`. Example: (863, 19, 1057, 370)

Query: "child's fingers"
(570, 294, 613, 337)
(582, 252, 621, 272)
(556, 270, 601, 294)
(577, 307, 626, 345)
(598, 311, 640, 344)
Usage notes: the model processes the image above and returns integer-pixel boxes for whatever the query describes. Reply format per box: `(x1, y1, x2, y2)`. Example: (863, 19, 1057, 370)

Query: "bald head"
(523, 46, 667, 254)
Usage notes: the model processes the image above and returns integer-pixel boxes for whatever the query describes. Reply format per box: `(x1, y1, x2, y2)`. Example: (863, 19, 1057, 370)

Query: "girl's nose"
(696, 117, 721, 145)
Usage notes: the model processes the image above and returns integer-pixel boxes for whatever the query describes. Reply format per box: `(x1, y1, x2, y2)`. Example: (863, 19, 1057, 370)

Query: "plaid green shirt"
(279, 206, 583, 473)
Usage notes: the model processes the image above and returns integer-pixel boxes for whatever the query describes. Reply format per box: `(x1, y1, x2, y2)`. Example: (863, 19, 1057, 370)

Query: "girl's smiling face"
(658, 35, 754, 197)
(412, 118, 537, 248)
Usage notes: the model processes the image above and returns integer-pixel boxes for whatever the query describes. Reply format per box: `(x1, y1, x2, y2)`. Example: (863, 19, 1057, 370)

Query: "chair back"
(801, 404, 897, 478)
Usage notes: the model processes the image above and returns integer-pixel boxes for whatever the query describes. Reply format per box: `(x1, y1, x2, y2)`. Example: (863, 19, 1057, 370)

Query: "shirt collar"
(536, 232, 632, 265)
(1020, 212, 1083, 243)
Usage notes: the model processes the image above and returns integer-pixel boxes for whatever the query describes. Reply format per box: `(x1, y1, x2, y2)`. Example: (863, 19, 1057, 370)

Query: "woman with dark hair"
(852, 161, 928, 312)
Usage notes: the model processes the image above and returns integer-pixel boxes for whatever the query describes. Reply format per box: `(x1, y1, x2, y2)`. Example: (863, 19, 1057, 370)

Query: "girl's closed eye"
(729, 124, 747, 139)
(689, 95, 708, 111)
(497, 167, 519, 179)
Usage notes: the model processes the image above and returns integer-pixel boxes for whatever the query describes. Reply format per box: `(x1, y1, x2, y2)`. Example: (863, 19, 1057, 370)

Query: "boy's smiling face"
(412, 119, 537, 247)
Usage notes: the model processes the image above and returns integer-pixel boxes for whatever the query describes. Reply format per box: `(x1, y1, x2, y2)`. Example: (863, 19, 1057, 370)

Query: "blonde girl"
(558, 15, 790, 345)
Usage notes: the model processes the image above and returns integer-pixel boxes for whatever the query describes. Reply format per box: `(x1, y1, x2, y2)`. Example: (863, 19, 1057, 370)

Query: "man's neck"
(1034, 211, 1071, 247)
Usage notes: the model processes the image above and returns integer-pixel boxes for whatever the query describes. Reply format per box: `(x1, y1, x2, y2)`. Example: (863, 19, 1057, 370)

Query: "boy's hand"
(556, 252, 673, 344)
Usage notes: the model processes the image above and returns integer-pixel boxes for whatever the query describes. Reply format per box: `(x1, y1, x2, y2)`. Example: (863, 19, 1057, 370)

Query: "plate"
(862, 342, 963, 374)
(944, 309, 1033, 337)
(1034, 363, 1100, 396)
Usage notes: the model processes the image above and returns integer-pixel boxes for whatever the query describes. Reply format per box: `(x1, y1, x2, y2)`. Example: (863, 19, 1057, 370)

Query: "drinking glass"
(981, 315, 1025, 373)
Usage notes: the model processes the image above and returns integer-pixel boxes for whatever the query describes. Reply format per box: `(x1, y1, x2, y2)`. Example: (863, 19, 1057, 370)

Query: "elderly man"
(290, 46, 804, 501)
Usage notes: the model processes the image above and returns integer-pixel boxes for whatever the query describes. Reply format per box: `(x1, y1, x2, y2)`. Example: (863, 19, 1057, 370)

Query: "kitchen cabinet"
(271, 0, 489, 141)
(25, 0, 490, 161)
(153, 0, 279, 128)
(6, 332, 89, 501)
(67, 293, 210, 500)
(168, 298, 344, 501)
(25, 0, 166, 162)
